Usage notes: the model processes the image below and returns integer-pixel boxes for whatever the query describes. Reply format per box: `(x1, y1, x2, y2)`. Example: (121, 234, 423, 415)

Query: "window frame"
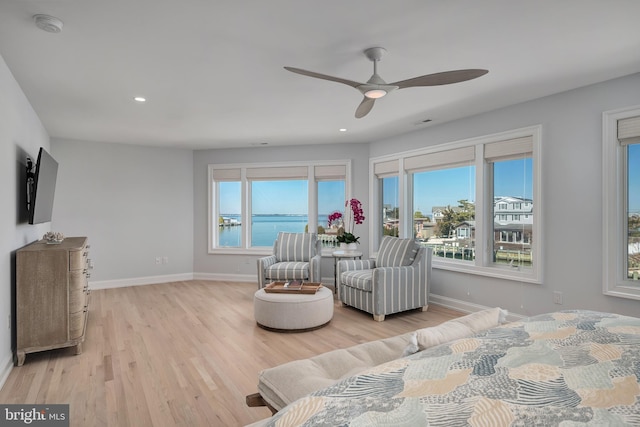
(602, 105, 640, 300)
(208, 160, 351, 255)
(369, 125, 542, 283)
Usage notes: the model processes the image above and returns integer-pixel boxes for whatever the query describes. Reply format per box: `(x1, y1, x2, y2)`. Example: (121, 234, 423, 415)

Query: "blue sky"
(219, 152, 639, 216)
(386, 158, 533, 215)
(219, 180, 345, 215)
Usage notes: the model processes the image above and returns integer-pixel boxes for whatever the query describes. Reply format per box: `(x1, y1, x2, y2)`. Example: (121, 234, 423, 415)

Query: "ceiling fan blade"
(284, 66, 363, 88)
(391, 69, 488, 89)
(355, 97, 375, 118)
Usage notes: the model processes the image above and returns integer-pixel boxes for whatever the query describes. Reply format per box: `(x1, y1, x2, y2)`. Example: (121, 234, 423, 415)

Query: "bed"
(263, 310, 640, 426)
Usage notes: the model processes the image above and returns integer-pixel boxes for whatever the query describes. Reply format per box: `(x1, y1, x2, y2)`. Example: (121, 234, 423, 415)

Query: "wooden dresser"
(15, 236, 91, 366)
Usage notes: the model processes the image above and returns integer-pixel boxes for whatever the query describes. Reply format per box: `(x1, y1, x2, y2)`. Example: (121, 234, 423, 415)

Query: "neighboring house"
(493, 196, 533, 225)
(431, 206, 463, 223)
(414, 218, 436, 241)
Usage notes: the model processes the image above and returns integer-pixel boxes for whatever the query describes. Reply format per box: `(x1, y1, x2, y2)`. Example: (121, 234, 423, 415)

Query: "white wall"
(369, 72, 640, 318)
(51, 139, 194, 288)
(192, 143, 370, 282)
(0, 54, 51, 384)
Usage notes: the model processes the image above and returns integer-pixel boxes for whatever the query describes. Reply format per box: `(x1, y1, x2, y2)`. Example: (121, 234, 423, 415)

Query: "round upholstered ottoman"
(254, 287, 334, 332)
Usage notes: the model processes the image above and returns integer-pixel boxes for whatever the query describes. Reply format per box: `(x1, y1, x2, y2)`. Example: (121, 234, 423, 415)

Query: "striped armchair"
(257, 232, 322, 288)
(337, 236, 431, 321)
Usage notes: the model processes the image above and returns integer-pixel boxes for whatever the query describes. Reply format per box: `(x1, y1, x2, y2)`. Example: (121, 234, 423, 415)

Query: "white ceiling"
(1, 1, 639, 150)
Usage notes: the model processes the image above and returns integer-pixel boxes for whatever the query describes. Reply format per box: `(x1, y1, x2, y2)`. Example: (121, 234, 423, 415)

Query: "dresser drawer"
(69, 246, 88, 271)
(69, 269, 87, 291)
(69, 308, 87, 339)
(69, 286, 87, 314)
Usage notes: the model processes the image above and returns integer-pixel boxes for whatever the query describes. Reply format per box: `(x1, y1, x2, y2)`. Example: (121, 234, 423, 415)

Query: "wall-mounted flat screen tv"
(28, 147, 58, 225)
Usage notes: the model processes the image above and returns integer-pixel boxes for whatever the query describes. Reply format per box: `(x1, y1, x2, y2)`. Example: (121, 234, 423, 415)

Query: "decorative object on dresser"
(15, 236, 92, 366)
(43, 231, 64, 244)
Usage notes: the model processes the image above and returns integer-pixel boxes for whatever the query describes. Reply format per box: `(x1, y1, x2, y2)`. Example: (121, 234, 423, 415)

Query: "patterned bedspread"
(266, 310, 640, 426)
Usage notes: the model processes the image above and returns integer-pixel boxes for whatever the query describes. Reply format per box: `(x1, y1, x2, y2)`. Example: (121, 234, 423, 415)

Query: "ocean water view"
(219, 214, 329, 247)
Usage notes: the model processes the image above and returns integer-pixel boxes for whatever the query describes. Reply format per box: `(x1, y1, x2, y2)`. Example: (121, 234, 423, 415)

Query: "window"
(370, 126, 541, 282)
(382, 176, 399, 237)
(217, 181, 241, 247)
(373, 159, 400, 241)
(316, 166, 346, 248)
(209, 161, 350, 253)
(251, 180, 308, 246)
(410, 147, 476, 261)
(603, 107, 640, 300)
(487, 136, 534, 271)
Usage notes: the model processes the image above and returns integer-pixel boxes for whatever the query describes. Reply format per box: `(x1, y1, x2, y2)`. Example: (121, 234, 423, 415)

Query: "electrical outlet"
(162, 256, 168, 265)
(155, 257, 161, 265)
(553, 291, 563, 305)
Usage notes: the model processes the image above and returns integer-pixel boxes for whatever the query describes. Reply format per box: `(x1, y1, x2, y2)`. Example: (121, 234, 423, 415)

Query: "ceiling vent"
(33, 14, 63, 33)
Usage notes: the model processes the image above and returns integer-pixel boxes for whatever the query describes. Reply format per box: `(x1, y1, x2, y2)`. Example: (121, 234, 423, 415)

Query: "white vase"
(346, 243, 358, 251)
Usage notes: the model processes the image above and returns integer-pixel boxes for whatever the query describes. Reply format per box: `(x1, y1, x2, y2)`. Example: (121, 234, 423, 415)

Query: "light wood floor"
(0, 280, 462, 427)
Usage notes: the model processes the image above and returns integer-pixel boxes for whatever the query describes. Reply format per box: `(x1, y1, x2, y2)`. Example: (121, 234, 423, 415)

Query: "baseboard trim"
(0, 353, 13, 392)
(429, 293, 525, 321)
(192, 272, 256, 282)
(91, 273, 195, 290)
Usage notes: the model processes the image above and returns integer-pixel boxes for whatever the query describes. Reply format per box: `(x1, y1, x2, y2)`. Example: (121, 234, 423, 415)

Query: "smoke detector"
(33, 14, 63, 33)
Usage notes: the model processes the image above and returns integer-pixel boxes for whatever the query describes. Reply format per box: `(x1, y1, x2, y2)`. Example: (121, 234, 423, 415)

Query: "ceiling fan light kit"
(364, 89, 387, 99)
(285, 46, 488, 118)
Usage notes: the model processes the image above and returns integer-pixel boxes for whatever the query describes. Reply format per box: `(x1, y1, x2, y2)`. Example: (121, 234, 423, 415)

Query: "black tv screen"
(28, 147, 58, 225)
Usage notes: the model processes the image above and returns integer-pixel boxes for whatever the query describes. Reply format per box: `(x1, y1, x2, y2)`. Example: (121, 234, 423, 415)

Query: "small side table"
(332, 250, 363, 293)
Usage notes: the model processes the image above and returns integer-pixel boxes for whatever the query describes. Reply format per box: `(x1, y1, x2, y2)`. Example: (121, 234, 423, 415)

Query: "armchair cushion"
(275, 232, 315, 262)
(265, 262, 309, 281)
(376, 236, 418, 267)
(340, 270, 373, 292)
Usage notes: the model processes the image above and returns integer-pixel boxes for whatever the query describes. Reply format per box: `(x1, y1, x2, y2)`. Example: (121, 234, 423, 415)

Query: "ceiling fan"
(284, 47, 488, 118)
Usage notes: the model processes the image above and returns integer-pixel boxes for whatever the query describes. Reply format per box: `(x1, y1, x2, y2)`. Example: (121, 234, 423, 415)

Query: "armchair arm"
(308, 239, 322, 283)
(309, 254, 322, 283)
(257, 255, 277, 288)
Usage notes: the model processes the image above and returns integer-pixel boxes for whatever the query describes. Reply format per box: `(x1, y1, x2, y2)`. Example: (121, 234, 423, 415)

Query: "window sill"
(208, 248, 273, 256)
(433, 258, 541, 284)
(603, 283, 640, 301)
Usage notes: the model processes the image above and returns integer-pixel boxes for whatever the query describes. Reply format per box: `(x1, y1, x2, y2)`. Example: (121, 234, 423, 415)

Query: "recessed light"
(339, 128, 347, 132)
(133, 96, 146, 102)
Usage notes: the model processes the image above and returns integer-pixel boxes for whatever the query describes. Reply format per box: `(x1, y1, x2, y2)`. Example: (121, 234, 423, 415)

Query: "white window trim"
(208, 160, 351, 255)
(602, 105, 640, 300)
(369, 125, 542, 283)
